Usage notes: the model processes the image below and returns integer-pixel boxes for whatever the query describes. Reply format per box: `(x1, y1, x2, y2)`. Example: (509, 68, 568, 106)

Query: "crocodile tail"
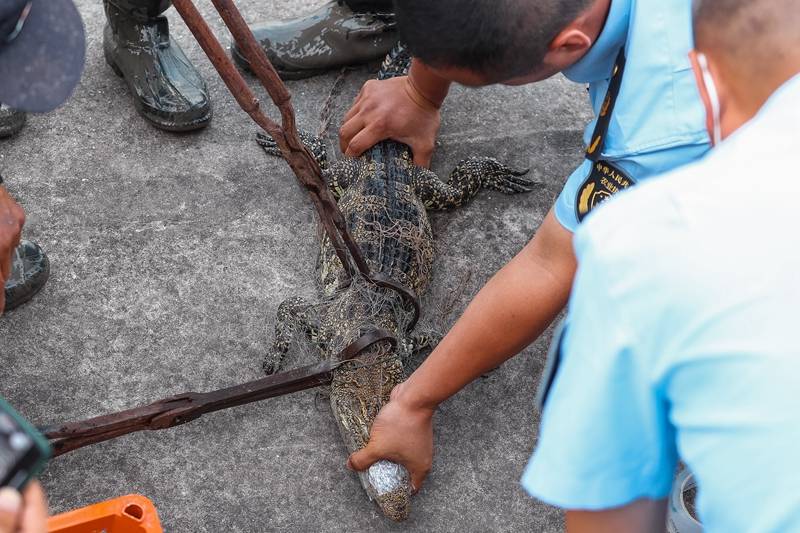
(377, 42, 412, 81)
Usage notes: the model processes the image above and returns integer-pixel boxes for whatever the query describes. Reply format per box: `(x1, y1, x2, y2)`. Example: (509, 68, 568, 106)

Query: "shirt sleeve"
(520, 227, 677, 509)
(553, 159, 592, 233)
(554, 142, 710, 234)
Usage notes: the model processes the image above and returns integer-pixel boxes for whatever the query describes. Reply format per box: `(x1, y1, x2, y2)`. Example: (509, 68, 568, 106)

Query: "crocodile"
(256, 43, 534, 521)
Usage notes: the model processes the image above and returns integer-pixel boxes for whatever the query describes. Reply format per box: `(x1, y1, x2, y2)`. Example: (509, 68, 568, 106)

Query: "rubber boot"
(4, 240, 49, 312)
(231, 0, 398, 79)
(0, 105, 26, 138)
(343, 0, 393, 11)
(103, 0, 212, 131)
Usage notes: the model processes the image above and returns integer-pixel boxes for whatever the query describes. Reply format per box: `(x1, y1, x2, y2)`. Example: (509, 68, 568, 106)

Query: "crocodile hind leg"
(256, 129, 328, 169)
(398, 330, 442, 371)
(413, 156, 535, 210)
(265, 296, 319, 375)
(399, 330, 442, 361)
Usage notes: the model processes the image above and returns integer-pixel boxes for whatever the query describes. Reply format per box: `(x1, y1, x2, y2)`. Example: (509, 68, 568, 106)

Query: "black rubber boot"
(343, 0, 393, 10)
(4, 240, 49, 312)
(103, 0, 212, 131)
(0, 105, 26, 138)
(231, 0, 397, 80)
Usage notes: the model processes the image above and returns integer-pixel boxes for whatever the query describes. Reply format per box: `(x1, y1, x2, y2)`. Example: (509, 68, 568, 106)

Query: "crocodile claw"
(257, 129, 328, 168)
(256, 131, 282, 158)
(485, 163, 536, 195)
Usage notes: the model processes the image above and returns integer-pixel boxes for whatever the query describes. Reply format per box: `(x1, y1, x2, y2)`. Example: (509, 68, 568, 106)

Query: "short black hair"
(393, 0, 594, 81)
(693, 0, 800, 73)
(692, 0, 752, 49)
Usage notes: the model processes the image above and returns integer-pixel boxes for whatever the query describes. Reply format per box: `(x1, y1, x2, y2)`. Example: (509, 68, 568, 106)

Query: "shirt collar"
(562, 0, 632, 83)
(757, 71, 800, 120)
(712, 72, 800, 157)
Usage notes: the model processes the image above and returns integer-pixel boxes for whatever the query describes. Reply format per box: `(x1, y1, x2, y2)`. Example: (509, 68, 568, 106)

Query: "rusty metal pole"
(43, 330, 396, 456)
(169, 0, 371, 279)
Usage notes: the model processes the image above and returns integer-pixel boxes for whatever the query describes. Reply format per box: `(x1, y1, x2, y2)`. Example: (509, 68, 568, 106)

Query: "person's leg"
(103, 0, 212, 131)
(231, 1, 397, 79)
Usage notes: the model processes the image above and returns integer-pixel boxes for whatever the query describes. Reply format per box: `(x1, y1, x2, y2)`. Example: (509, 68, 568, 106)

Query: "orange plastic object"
(47, 494, 163, 533)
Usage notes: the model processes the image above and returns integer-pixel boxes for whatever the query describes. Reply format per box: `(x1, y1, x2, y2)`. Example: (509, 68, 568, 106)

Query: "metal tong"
(43, 330, 396, 456)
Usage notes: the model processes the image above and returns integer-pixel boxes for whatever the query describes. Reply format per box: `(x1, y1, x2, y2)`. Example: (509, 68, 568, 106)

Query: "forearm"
(407, 58, 452, 108)
(400, 211, 576, 409)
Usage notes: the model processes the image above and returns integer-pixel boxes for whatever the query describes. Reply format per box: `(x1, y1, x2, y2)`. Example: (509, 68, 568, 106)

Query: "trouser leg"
(231, 0, 398, 79)
(102, 0, 212, 131)
(105, 0, 172, 20)
(343, 0, 394, 12)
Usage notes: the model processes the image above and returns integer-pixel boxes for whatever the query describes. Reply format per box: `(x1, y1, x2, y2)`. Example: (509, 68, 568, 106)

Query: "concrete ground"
(0, 1, 593, 531)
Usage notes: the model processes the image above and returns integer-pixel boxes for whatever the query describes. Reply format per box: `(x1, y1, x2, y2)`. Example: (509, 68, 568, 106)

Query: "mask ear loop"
(696, 52, 723, 146)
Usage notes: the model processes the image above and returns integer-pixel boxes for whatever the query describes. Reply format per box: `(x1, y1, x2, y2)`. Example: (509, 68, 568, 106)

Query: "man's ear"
(550, 28, 593, 55)
(542, 28, 593, 70)
(689, 49, 732, 144)
(689, 49, 716, 142)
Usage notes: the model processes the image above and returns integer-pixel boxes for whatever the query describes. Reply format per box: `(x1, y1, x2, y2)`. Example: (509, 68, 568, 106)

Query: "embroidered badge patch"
(575, 160, 635, 222)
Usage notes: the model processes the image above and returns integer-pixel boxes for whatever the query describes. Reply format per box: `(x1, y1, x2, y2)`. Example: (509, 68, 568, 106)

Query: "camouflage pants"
(106, 0, 394, 18)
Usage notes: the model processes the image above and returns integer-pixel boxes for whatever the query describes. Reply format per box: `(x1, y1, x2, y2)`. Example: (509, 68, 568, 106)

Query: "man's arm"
(0, 186, 25, 312)
(339, 58, 451, 167)
(347, 210, 576, 488)
(566, 500, 668, 533)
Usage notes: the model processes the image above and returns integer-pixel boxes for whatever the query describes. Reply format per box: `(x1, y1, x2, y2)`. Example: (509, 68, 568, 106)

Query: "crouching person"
(525, 0, 800, 530)
(0, 0, 86, 312)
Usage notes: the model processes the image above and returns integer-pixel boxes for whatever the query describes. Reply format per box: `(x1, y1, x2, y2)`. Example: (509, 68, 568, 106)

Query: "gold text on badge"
(575, 161, 636, 222)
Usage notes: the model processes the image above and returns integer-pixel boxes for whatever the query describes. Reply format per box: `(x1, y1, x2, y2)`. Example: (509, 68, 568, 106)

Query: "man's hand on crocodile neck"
(339, 59, 449, 168)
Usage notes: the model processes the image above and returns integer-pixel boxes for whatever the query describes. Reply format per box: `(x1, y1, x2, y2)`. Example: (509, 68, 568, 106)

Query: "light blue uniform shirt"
(523, 74, 800, 531)
(555, 0, 709, 231)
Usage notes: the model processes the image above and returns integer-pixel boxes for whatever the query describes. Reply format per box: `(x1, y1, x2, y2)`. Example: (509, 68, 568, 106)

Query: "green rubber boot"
(4, 240, 50, 312)
(231, 0, 398, 80)
(103, 0, 212, 131)
(0, 105, 26, 138)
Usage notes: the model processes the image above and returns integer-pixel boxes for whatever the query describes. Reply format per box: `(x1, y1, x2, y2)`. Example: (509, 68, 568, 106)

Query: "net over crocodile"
(256, 43, 535, 521)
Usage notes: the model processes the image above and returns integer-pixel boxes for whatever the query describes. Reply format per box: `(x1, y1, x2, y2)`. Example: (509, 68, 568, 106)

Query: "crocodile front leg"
(413, 156, 534, 210)
(257, 130, 328, 170)
(323, 158, 370, 199)
(258, 131, 370, 200)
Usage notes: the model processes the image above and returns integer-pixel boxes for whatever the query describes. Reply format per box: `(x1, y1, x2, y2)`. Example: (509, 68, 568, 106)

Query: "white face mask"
(696, 52, 723, 146)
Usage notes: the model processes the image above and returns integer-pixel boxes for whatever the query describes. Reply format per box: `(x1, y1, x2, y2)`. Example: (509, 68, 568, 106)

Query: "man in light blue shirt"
(342, 0, 721, 498)
(524, 0, 800, 530)
(555, 0, 709, 230)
